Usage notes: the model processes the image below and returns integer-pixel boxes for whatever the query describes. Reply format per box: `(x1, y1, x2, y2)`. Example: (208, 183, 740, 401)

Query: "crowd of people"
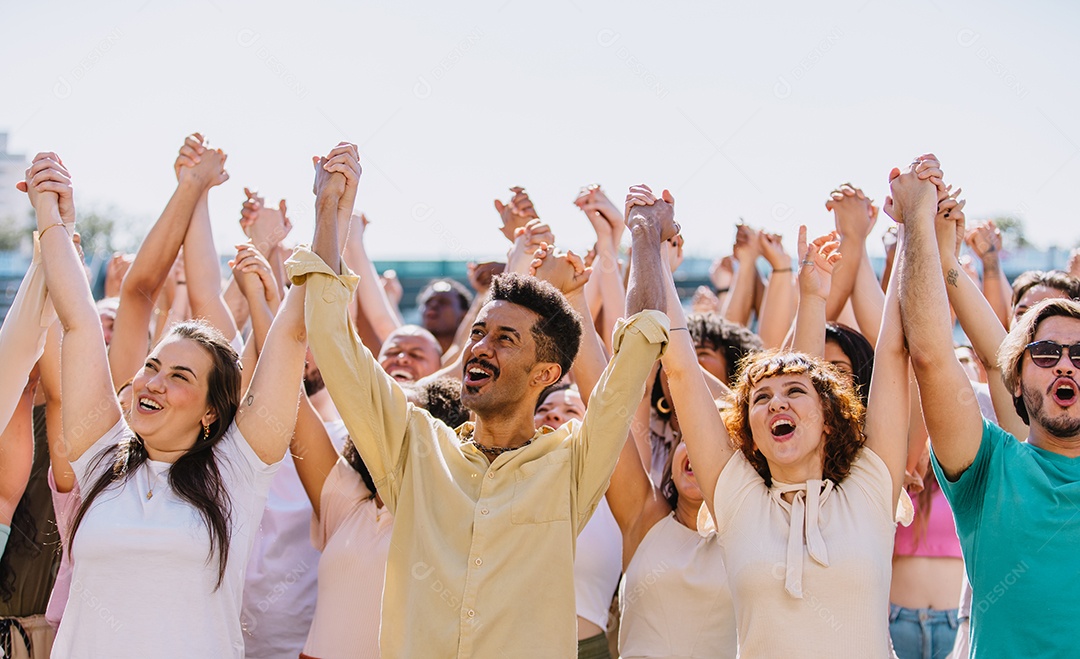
(0, 134, 1078, 659)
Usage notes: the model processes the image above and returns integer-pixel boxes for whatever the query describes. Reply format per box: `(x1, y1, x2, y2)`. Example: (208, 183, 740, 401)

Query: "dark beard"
(1022, 383, 1080, 438)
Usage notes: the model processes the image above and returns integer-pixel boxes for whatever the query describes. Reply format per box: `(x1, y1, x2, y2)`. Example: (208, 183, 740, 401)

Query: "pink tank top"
(893, 485, 962, 558)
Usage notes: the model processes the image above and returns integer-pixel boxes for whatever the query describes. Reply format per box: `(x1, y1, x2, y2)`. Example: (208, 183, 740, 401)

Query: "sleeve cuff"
(285, 246, 360, 293)
(611, 309, 671, 357)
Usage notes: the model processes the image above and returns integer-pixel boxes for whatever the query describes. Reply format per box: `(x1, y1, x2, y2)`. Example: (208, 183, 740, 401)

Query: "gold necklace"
(146, 463, 168, 500)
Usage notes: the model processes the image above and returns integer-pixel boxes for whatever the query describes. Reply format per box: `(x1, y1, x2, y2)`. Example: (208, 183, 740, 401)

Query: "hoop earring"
(656, 396, 672, 415)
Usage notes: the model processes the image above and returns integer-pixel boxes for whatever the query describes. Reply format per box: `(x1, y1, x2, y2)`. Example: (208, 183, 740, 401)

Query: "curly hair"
(486, 273, 582, 377)
(723, 350, 866, 486)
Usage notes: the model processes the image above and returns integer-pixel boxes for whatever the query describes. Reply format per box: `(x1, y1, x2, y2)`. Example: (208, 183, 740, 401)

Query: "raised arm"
(757, 231, 797, 349)
(792, 227, 841, 357)
(863, 239, 911, 503)
(27, 154, 122, 461)
(290, 391, 339, 516)
(825, 184, 877, 321)
(576, 185, 628, 351)
(721, 224, 761, 326)
(0, 378, 36, 527)
(230, 242, 281, 394)
(341, 212, 402, 345)
(895, 156, 983, 479)
(184, 187, 239, 345)
(109, 135, 222, 390)
(966, 220, 1011, 329)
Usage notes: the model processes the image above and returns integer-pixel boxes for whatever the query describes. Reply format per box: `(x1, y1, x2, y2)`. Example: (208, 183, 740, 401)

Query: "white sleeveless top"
(619, 513, 737, 658)
(574, 497, 623, 631)
(712, 449, 911, 658)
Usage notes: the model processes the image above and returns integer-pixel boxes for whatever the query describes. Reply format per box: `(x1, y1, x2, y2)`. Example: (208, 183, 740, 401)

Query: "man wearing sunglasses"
(899, 155, 1080, 658)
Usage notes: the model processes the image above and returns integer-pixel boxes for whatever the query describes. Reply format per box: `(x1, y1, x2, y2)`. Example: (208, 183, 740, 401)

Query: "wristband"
(38, 222, 71, 240)
(771, 267, 793, 273)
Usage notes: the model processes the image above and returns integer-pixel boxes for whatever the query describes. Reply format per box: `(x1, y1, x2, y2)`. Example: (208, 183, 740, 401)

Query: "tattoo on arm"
(946, 268, 959, 288)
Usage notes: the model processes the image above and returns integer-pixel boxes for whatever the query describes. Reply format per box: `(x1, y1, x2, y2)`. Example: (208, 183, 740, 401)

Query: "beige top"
(620, 514, 736, 659)
(287, 249, 669, 659)
(302, 458, 393, 659)
(711, 448, 911, 658)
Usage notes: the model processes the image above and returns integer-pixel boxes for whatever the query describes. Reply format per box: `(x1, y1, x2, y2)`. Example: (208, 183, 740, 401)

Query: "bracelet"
(175, 280, 187, 285)
(38, 222, 71, 240)
(670, 327, 689, 332)
(771, 267, 793, 273)
(715, 287, 730, 294)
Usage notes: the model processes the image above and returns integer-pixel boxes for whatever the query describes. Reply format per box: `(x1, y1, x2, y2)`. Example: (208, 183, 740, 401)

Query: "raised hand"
(229, 242, 279, 308)
(934, 186, 967, 260)
(104, 252, 134, 298)
(529, 244, 591, 296)
(624, 184, 679, 242)
(380, 269, 404, 308)
(467, 261, 506, 295)
(826, 183, 877, 240)
(665, 234, 685, 273)
(965, 220, 1001, 260)
(495, 186, 539, 242)
(797, 225, 841, 301)
(1068, 248, 1080, 279)
(507, 219, 555, 274)
(710, 255, 735, 291)
(884, 154, 944, 224)
(321, 142, 362, 222)
(758, 231, 791, 272)
(575, 184, 625, 245)
(174, 133, 229, 189)
(241, 189, 292, 255)
(18, 153, 72, 218)
(732, 223, 761, 264)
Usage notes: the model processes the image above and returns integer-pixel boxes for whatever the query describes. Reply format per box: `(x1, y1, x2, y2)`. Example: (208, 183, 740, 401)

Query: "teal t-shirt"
(931, 418, 1080, 658)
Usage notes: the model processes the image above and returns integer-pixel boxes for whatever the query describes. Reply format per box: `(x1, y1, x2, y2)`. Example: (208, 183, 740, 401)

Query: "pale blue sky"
(2, 0, 1077, 260)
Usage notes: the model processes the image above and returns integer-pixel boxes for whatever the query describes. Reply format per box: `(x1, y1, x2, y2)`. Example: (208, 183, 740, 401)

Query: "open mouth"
(464, 360, 499, 388)
(138, 396, 163, 413)
(770, 416, 796, 441)
(1052, 378, 1078, 407)
(683, 458, 694, 477)
(388, 367, 415, 383)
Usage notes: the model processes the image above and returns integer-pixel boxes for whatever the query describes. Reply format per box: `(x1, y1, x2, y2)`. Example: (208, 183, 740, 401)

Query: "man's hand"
(321, 142, 361, 222)
(884, 154, 944, 224)
(495, 186, 538, 242)
(175, 134, 229, 190)
(826, 183, 877, 240)
(529, 244, 591, 296)
(797, 226, 841, 302)
(665, 234, 685, 273)
(624, 184, 679, 242)
(313, 156, 347, 213)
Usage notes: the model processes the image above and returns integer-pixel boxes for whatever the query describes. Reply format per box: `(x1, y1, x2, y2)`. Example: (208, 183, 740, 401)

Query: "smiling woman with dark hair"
(26, 149, 313, 659)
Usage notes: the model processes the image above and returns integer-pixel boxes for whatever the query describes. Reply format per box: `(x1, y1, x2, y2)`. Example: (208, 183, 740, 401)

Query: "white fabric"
(52, 418, 279, 659)
(241, 421, 348, 658)
(573, 497, 622, 631)
(619, 513, 736, 659)
(713, 448, 904, 658)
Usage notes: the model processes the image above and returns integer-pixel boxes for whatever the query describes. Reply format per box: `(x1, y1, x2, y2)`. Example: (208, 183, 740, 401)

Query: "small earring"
(201, 423, 210, 441)
(656, 396, 672, 415)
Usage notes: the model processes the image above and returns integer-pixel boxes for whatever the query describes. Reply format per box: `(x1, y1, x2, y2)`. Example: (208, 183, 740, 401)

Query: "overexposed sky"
(2, 0, 1078, 261)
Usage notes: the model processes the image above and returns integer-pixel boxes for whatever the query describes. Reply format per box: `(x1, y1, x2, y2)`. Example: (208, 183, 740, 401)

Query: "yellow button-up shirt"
(287, 248, 669, 658)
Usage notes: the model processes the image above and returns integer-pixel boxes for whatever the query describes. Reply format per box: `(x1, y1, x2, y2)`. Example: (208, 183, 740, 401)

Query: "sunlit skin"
(749, 373, 828, 486)
(128, 335, 217, 463)
(669, 441, 704, 528)
(533, 388, 586, 430)
(823, 340, 854, 383)
(100, 312, 116, 347)
(1017, 316, 1080, 453)
(461, 301, 560, 427)
(378, 327, 442, 383)
(1012, 285, 1071, 329)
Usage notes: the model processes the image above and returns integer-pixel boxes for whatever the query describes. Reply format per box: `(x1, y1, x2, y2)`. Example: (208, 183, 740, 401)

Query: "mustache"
(1048, 376, 1079, 395)
(465, 359, 500, 379)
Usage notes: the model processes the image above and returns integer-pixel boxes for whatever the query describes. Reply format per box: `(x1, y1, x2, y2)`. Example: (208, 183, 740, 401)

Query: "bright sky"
(3, 0, 1078, 261)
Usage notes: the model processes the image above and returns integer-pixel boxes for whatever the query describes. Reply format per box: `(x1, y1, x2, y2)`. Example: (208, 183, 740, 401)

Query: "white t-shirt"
(573, 497, 622, 632)
(52, 418, 279, 659)
(241, 420, 348, 659)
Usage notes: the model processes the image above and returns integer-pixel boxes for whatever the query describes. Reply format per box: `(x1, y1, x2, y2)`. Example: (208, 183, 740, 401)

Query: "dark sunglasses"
(1025, 341, 1080, 369)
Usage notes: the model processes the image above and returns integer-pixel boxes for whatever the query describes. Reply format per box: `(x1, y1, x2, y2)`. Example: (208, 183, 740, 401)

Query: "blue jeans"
(889, 604, 960, 659)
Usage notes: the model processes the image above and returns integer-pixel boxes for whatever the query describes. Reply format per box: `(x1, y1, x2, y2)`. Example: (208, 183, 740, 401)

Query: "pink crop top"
(893, 485, 963, 558)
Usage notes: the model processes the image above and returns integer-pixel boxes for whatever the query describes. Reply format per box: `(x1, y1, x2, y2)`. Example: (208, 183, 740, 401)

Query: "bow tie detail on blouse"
(770, 479, 835, 599)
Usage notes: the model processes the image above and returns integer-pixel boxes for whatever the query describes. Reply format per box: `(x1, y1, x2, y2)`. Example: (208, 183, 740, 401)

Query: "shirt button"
(475, 558, 483, 566)
(487, 472, 495, 479)
(480, 508, 489, 515)
(467, 609, 476, 618)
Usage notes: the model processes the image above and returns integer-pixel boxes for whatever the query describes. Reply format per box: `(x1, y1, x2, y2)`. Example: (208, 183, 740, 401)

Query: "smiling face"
(748, 373, 828, 483)
(462, 300, 560, 418)
(421, 290, 467, 338)
(1017, 315, 1080, 439)
(129, 335, 217, 455)
(533, 388, 586, 430)
(378, 326, 443, 383)
(669, 441, 702, 503)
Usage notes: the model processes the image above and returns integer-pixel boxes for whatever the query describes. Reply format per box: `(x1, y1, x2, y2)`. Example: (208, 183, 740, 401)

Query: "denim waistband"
(889, 603, 960, 628)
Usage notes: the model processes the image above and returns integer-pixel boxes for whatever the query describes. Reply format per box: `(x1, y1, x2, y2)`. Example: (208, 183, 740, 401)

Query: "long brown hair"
(723, 350, 866, 486)
(68, 321, 242, 589)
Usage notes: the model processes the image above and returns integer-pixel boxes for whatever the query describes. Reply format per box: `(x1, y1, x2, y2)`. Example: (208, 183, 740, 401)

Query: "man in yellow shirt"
(287, 143, 676, 657)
